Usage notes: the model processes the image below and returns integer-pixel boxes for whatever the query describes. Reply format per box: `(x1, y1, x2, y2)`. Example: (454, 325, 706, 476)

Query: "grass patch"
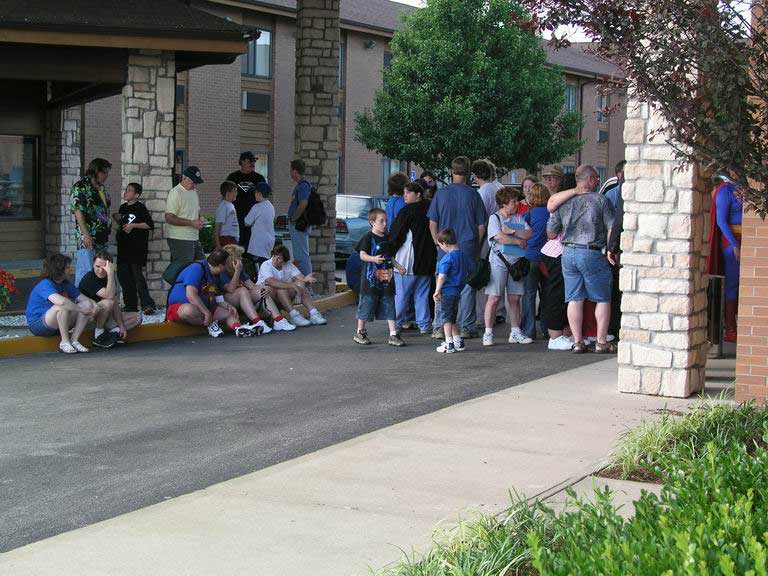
(375, 495, 556, 576)
(600, 400, 768, 481)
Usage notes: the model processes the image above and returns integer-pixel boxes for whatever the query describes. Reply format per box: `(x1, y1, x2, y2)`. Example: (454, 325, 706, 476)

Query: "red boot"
(724, 300, 738, 343)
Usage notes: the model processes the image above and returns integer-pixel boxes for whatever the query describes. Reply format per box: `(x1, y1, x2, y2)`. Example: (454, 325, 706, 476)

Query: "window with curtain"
(0, 135, 38, 220)
(241, 30, 272, 78)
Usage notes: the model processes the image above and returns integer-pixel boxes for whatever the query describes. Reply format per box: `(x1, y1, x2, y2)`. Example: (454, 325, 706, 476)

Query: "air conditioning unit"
(242, 91, 271, 113)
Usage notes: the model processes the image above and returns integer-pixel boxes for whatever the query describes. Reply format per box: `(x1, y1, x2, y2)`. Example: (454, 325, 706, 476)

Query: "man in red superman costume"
(706, 176, 743, 343)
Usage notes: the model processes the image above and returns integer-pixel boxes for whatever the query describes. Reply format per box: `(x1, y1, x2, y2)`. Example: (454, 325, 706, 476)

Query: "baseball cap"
(182, 166, 203, 184)
(239, 151, 257, 163)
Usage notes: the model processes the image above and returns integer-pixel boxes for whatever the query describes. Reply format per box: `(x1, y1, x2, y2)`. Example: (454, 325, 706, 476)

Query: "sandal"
(572, 341, 588, 354)
(59, 342, 77, 354)
(595, 341, 617, 354)
(71, 341, 90, 353)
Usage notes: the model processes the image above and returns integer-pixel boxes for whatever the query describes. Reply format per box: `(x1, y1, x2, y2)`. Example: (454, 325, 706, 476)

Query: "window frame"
(565, 84, 578, 113)
(0, 134, 40, 221)
(241, 29, 273, 79)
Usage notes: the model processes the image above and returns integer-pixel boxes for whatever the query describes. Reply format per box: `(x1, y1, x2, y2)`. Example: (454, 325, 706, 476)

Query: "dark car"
(274, 194, 387, 261)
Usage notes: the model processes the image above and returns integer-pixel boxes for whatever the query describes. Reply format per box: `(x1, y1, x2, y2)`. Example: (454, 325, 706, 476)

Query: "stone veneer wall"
(44, 107, 81, 257)
(294, 0, 339, 295)
(121, 50, 176, 304)
(617, 98, 710, 397)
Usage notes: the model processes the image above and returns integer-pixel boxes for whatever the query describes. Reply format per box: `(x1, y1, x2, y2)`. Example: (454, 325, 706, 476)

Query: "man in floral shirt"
(71, 158, 112, 284)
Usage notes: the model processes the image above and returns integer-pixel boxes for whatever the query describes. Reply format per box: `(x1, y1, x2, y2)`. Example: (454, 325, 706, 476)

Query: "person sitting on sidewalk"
(166, 248, 255, 338)
(256, 245, 327, 327)
(353, 207, 406, 347)
(219, 244, 295, 332)
(78, 250, 142, 348)
(26, 253, 97, 353)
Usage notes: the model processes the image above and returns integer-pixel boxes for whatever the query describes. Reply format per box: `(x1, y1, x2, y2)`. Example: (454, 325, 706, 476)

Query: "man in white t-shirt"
(257, 245, 326, 327)
(244, 181, 276, 268)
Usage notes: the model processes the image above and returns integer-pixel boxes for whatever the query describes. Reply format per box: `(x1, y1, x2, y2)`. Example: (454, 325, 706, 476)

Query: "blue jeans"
(561, 247, 612, 303)
(357, 292, 396, 321)
(394, 273, 431, 331)
(434, 282, 477, 333)
(289, 224, 312, 276)
(75, 248, 95, 285)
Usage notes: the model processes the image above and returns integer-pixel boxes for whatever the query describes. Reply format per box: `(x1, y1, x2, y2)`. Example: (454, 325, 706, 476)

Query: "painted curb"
(0, 289, 357, 358)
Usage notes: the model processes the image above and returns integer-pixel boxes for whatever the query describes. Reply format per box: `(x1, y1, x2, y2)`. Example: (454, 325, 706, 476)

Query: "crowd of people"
(25, 151, 624, 356)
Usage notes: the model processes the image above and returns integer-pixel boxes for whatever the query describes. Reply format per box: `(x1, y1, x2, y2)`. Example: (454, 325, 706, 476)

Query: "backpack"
(304, 185, 326, 226)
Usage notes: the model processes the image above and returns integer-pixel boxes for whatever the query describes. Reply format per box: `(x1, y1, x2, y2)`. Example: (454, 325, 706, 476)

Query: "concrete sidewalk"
(0, 359, 693, 575)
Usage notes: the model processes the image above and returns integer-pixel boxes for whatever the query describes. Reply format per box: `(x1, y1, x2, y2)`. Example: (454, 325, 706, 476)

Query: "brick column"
(617, 98, 709, 397)
(121, 50, 176, 305)
(295, 0, 339, 295)
(735, 211, 768, 404)
(44, 107, 81, 257)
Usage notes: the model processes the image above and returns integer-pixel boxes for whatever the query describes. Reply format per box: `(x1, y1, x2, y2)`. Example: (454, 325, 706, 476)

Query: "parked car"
(274, 194, 387, 262)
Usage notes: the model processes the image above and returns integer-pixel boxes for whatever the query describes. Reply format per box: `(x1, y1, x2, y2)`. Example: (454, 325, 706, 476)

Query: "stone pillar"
(44, 107, 81, 257)
(617, 97, 709, 397)
(295, 0, 339, 295)
(121, 50, 176, 305)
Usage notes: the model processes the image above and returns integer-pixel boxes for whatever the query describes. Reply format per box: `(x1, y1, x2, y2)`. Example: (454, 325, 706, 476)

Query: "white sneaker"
(482, 333, 494, 346)
(436, 342, 456, 353)
(548, 335, 574, 350)
(235, 324, 256, 338)
(273, 318, 297, 331)
(309, 311, 327, 325)
(289, 312, 311, 327)
(254, 319, 271, 334)
(207, 321, 224, 338)
(509, 331, 533, 344)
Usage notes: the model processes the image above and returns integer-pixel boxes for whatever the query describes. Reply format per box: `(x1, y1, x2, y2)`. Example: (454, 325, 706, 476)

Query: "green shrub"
(376, 496, 556, 576)
(530, 443, 768, 575)
(606, 401, 768, 481)
(199, 215, 216, 253)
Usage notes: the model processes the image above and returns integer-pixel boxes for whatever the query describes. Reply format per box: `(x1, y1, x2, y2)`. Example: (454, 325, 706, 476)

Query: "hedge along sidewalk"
(0, 287, 356, 358)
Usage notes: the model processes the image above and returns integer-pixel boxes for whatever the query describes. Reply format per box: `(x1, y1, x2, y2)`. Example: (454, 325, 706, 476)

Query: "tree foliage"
(523, 0, 768, 216)
(354, 0, 582, 178)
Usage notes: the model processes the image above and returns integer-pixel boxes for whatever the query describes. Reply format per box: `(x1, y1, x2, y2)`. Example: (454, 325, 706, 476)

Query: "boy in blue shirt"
(433, 228, 475, 353)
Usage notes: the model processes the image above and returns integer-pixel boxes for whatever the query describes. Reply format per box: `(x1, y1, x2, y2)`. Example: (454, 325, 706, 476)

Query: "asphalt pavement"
(0, 306, 605, 553)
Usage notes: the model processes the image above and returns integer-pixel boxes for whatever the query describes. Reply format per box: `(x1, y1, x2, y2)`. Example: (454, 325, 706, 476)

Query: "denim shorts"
(561, 246, 612, 303)
(440, 293, 461, 323)
(28, 314, 58, 337)
(357, 292, 396, 322)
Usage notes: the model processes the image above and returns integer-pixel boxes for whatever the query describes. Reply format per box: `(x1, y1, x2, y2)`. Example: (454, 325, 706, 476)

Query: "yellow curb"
(0, 289, 358, 358)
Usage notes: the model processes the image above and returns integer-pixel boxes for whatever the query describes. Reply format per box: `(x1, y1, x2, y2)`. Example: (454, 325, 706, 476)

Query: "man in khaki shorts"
(165, 166, 206, 262)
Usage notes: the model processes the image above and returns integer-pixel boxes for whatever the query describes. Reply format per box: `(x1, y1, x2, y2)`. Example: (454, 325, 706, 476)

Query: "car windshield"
(337, 197, 373, 219)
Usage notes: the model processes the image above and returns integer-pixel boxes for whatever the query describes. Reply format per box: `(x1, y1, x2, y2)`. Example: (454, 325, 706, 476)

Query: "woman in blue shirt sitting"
(26, 253, 97, 353)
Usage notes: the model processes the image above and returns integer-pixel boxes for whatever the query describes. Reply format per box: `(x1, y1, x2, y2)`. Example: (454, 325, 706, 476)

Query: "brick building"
(76, 0, 627, 221)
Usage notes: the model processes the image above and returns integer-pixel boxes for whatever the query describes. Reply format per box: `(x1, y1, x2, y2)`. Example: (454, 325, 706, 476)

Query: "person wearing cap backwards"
(226, 151, 267, 252)
(164, 166, 207, 262)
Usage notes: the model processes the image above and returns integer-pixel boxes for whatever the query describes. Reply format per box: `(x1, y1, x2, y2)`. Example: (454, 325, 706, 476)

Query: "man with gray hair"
(546, 165, 616, 354)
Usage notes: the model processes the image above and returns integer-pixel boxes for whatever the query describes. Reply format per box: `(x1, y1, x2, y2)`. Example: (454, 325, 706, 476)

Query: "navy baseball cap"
(239, 151, 257, 163)
(182, 166, 203, 184)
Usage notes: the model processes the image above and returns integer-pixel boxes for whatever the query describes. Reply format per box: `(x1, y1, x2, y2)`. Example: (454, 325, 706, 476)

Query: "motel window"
(0, 135, 38, 220)
(241, 30, 272, 78)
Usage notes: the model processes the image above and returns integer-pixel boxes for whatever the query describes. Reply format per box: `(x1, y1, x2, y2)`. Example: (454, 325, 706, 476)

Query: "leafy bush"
(199, 215, 216, 254)
(377, 496, 556, 576)
(530, 443, 768, 575)
(605, 401, 768, 481)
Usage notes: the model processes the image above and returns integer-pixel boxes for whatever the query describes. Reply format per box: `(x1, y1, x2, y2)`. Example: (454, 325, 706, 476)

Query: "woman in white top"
(483, 187, 532, 347)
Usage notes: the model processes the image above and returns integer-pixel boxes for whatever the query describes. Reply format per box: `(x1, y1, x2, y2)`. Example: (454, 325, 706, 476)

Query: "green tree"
(354, 0, 582, 178)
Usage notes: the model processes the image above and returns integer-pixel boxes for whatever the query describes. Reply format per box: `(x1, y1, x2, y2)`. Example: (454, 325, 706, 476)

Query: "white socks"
(453, 335, 462, 346)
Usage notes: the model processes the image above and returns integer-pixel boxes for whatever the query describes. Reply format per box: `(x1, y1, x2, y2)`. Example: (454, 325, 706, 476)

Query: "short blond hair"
(525, 182, 551, 207)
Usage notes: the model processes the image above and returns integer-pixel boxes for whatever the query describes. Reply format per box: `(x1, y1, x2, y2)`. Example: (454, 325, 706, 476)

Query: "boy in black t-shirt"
(113, 182, 156, 314)
(353, 208, 406, 347)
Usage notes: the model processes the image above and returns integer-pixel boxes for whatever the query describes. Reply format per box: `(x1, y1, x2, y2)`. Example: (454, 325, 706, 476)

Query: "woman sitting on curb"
(26, 253, 97, 353)
(219, 244, 296, 332)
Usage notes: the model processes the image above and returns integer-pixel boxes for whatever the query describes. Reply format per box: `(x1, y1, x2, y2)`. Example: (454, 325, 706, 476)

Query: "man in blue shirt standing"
(427, 156, 487, 339)
(288, 159, 313, 276)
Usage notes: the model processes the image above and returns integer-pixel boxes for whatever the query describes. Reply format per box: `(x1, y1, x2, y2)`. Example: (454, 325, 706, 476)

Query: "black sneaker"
(93, 331, 118, 349)
(142, 306, 157, 316)
(388, 333, 406, 347)
(354, 330, 371, 345)
(495, 315, 506, 325)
